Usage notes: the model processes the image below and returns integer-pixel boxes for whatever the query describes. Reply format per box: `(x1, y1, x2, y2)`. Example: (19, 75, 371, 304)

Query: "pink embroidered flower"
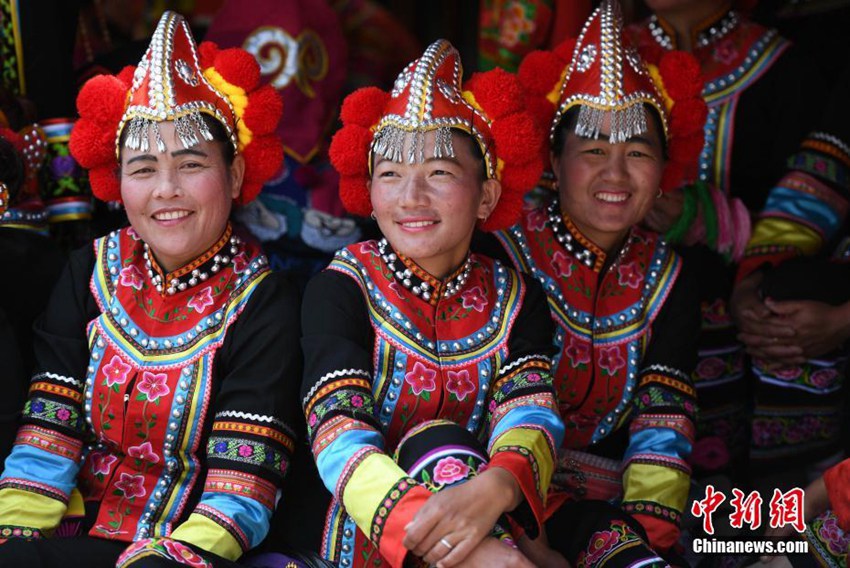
(238, 444, 254, 458)
(696, 357, 726, 381)
(584, 528, 620, 565)
(102, 355, 132, 387)
(446, 370, 476, 401)
(359, 241, 381, 257)
(91, 452, 118, 476)
(751, 418, 783, 447)
(119, 265, 144, 290)
(231, 252, 249, 274)
(617, 261, 643, 289)
(713, 38, 738, 65)
(819, 513, 850, 555)
(115, 472, 146, 499)
(405, 361, 437, 396)
(460, 286, 487, 312)
(565, 336, 591, 367)
(432, 456, 471, 485)
(350, 394, 364, 408)
(689, 436, 730, 471)
(598, 346, 625, 375)
(550, 250, 573, 279)
(127, 441, 159, 464)
(388, 281, 406, 300)
(526, 373, 542, 383)
(772, 366, 803, 381)
(488, 399, 498, 413)
(308, 413, 318, 427)
(126, 227, 140, 240)
(188, 286, 214, 314)
(162, 539, 211, 568)
(136, 371, 170, 403)
(526, 207, 547, 232)
(811, 369, 839, 390)
(56, 408, 71, 421)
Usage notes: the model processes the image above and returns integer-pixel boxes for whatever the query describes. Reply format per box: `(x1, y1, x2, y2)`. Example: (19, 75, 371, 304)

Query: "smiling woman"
(297, 39, 565, 568)
(0, 11, 304, 568)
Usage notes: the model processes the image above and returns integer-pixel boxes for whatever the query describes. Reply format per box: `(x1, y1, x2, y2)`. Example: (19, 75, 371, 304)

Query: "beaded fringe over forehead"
(369, 40, 496, 178)
(551, 0, 667, 145)
(116, 11, 238, 156)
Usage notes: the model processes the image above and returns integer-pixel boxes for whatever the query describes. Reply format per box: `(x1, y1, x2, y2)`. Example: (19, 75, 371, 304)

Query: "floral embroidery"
(811, 369, 839, 390)
(388, 281, 406, 300)
(432, 456, 471, 485)
(162, 539, 210, 567)
(526, 207, 547, 232)
(598, 346, 625, 375)
(713, 38, 738, 65)
(102, 355, 132, 387)
(772, 366, 803, 381)
(617, 262, 643, 289)
(695, 356, 726, 380)
(584, 528, 620, 565)
(689, 436, 730, 471)
(127, 441, 159, 464)
(565, 336, 591, 368)
(446, 370, 476, 401)
(119, 265, 144, 290)
(814, 511, 850, 556)
(188, 286, 214, 314)
(499, 0, 536, 48)
(460, 286, 488, 312)
(359, 241, 381, 257)
(550, 250, 574, 279)
(405, 361, 437, 396)
(91, 452, 118, 476)
(136, 371, 170, 403)
(232, 252, 249, 274)
(114, 472, 146, 499)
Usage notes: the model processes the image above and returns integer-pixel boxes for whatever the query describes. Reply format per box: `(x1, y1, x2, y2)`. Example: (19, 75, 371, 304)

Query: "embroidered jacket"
(493, 200, 699, 550)
(301, 240, 564, 568)
(0, 226, 299, 562)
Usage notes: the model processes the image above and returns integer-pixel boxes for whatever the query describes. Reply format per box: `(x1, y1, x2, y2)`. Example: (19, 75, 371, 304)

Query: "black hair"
(118, 113, 235, 167)
(551, 104, 668, 159)
(0, 137, 24, 201)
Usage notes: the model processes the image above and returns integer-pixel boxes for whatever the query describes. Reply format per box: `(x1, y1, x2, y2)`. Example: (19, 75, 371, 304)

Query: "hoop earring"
(656, 188, 663, 198)
(370, 211, 377, 220)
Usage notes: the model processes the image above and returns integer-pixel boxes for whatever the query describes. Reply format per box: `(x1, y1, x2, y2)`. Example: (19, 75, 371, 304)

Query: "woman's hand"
(403, 467, 522, 567)
(762, 298, 850, 359)
(730, 272, 800, 364)
(518, 532, 571, 568)
(454, 537, 536, 568)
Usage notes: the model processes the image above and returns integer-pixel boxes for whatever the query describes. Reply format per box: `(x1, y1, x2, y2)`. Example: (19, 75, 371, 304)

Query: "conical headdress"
(552, 0, 668, 143)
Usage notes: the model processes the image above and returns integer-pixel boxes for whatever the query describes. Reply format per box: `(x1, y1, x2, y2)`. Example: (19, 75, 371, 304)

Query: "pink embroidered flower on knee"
(137, 371, 170, 403)
(432, 456, 471, 486)
(115, 472, 146, 499)
(405, 361, 437, 396)
(162, 539, 211, 568)
(127, 441, 160, 464)
(446, 369, 476, 401)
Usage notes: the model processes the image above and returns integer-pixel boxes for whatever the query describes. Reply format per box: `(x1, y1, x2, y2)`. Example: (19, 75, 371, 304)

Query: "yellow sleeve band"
(0, 487, 68, 535)
(622, 462, 690, 512)
(170, 512, 243, 561)
(341, 452, 409, 535)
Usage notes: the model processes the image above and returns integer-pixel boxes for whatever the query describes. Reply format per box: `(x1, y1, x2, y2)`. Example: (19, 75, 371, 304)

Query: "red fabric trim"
(824, 459, 850, 531)
(631, 512, 678, 552)
(489, 451, 544, 534)
(377, 484, 431, 568)
(735, 251, 797, 284)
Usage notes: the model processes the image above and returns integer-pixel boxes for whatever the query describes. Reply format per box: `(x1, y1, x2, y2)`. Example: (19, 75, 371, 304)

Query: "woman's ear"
(549, 150, 561, 182)
(229, 154, 246, 200)
(478, 178, 502, 221)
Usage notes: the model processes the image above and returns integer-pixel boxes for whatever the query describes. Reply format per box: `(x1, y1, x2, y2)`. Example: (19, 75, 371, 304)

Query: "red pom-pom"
(213, 47, 260, 92)
(659, 51, 703, 100)
(465, 68, 522, 119)
(668, 132, 705, 164)
(89, 166, 121, 202)
(660, 160, 687, 193)
(69, 118, 115, 168)
(243, 86, 283, 136)
(518, 50, 565, 97)
(340, 87, 390, 128)
(116, 66, 135, 87)
(338, 175, 372, 218)
(241, 135, 283, 193)
(637, 43, 665, 66)
(491, 114, 542, 164)
(76, 75, 127, 127)
(670, 98, 708, 137)
(329, 125, 373, 177)
(198, 41, 219, 69)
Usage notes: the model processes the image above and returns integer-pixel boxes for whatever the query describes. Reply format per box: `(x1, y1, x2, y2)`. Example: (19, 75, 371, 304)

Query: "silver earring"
(370, 211, 376, 220)
(656, 188, 663, 198)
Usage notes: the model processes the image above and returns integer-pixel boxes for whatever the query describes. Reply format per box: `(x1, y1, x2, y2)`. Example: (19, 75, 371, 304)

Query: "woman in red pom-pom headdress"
(302, 38, 564, 568)
(476, 1, 706, 565)
(0, 12, 304, 568)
